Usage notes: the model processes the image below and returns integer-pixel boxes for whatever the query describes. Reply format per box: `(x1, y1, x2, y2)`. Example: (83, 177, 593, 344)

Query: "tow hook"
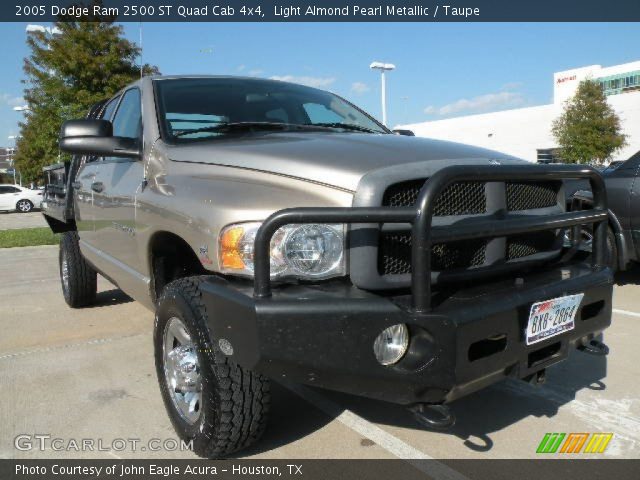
(578, 339, 610, 356)
(410, 403, 456, 430)
(525, 369, 546, 386)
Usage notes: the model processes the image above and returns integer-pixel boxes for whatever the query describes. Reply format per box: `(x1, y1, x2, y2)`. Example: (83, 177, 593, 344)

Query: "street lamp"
(4, 139, 18, 185)
(370, 61, 395, 126)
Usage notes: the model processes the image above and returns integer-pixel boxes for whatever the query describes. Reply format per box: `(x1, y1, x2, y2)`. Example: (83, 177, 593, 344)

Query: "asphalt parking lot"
(1, 245, 639, 466)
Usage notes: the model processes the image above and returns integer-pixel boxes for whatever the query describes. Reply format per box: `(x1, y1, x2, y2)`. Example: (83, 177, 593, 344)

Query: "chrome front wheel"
(154, 277, 270, 458)
(60, 248, 70, 296)
(163, 316, 202, 425)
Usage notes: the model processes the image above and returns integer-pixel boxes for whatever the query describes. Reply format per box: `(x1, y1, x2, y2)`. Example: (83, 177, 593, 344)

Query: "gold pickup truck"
(43, 75, 613, 458)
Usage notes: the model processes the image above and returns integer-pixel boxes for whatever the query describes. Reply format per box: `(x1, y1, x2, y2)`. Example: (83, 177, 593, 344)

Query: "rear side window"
(112, 89, 142, 139)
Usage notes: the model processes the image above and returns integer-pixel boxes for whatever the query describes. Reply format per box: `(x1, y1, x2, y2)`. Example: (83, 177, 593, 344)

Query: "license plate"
(525, 293, 584, 346)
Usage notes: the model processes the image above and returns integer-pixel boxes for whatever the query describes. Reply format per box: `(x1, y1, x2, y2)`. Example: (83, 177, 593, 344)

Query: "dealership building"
(402, 61, 640, 163)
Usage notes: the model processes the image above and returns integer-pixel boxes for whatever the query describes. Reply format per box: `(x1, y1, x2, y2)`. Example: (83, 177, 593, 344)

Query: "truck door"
(90, 87, 145, 279)
(73, 159, 96, 239)
(74, 95, 120, 250)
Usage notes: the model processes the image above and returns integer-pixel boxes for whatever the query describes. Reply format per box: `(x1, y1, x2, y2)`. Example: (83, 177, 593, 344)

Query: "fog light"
(373, 324, 409, 365)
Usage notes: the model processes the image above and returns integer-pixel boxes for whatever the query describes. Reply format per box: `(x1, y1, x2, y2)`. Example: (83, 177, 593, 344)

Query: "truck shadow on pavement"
(87, 288, 134, 307)
(615, 263, 640, 285)
(244, 347, 607, 456)
(238, 382, 337, 458)
(445, 348, 607, 452)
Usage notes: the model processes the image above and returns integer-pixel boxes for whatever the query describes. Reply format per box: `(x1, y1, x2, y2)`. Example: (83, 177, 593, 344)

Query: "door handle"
(91, 182, 104, 193)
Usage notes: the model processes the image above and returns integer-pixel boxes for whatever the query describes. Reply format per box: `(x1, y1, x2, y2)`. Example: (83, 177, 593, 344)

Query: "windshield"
(154, 77, 389, 142)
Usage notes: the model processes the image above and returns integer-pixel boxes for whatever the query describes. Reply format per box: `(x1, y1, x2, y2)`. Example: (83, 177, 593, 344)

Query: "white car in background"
(0, 184, 43, 213)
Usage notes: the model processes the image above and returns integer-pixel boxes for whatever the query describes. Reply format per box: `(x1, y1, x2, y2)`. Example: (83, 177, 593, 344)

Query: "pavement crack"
(0, 333, 147, 361)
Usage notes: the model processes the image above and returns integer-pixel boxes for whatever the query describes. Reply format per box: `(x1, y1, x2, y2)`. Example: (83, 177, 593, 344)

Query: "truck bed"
(42, 161, 76, 232)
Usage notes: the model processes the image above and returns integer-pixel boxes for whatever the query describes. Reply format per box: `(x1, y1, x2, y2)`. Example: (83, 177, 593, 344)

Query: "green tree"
(551, 79, 627, 165)
(15, 5, 159, 182)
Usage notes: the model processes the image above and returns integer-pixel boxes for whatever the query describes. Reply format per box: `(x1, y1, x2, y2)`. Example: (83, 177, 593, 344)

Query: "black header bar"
(5, 0, 640, 22)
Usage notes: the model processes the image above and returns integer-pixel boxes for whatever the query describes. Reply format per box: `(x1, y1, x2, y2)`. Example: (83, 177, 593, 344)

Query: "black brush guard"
(200, 164, 612, 405)
(253, 165, 608, 310)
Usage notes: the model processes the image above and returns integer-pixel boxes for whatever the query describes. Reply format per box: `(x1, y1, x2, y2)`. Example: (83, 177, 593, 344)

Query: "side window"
(6, 187, 20, 193)
(112, 89, 142, 139)
(85, 96, 120, 164)
(0, 187, 9, 194)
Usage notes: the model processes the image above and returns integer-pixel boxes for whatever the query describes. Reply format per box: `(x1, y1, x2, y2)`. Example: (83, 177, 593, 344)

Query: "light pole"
(370, 62, 395, 126)
(8, 134, 23, 187)
(4, 142, 17, 185)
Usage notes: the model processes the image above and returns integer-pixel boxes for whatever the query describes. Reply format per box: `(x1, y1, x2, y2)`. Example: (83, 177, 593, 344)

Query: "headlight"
(219, 222, 346, 279)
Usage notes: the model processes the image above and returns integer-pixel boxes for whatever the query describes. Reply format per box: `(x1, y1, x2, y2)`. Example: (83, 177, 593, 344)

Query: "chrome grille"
(377, 178, 562, 276)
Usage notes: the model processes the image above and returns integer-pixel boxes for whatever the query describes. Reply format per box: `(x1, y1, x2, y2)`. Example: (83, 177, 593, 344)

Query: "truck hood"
(166, 132, 525, 191)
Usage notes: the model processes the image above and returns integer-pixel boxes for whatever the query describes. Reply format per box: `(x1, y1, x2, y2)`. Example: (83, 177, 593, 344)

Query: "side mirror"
(392, 129, 415, 137)
(59, 119, 141, 158)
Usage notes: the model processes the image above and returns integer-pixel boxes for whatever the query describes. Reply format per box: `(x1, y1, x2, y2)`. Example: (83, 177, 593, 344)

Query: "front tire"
(16, 199, 33, 213)
(154, 276, 270, 458)
(59, 232, 97, 307)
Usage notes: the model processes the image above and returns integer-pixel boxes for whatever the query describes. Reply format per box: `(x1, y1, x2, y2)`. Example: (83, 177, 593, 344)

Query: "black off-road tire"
(154, 276, 270, 458)
(59, 231, 97, 308)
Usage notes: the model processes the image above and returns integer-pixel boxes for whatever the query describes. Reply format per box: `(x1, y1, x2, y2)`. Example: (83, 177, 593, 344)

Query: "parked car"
(0, 184, 42, 213)
(43, 76, 613, 458)
(601, 160, 625, 174)
(570, 151, 640, 271)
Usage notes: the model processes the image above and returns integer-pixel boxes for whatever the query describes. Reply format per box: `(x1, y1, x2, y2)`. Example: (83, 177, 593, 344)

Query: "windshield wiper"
(306, 122, 379, 134)
(173, 122, 299, 138)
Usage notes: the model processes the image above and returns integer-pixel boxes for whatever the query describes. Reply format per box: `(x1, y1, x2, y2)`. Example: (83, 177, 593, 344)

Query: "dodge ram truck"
(42, 75, 613, 458)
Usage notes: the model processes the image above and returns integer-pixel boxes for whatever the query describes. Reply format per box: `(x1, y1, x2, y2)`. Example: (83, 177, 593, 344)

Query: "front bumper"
(200, 262, 612, 405)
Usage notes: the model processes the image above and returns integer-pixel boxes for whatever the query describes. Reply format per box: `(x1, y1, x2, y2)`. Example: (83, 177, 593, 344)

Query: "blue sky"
(1, 22, 639, 146)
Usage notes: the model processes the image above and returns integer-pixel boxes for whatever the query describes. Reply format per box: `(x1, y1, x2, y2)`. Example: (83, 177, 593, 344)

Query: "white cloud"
(1, 94, 25, 107)
(350, 82, 370, 95)
(269, 75, 336, 88)
(424, 90, 525, 116)
(248, 69, 264, 76)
